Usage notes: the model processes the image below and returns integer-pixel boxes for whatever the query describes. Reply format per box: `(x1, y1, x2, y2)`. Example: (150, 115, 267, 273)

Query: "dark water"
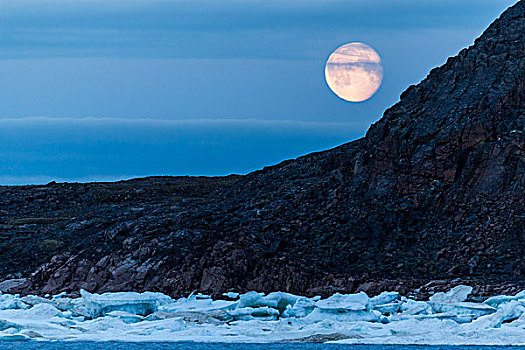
(0, 344, 521, 350)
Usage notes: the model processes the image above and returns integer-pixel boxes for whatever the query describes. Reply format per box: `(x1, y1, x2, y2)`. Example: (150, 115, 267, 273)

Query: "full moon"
(325, 42, 383, 102)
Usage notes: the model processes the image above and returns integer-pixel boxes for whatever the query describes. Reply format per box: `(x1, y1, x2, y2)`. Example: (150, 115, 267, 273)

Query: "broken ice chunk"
(0, 294, 29, 310)
(484, 290, 525, 308)
(106, 311, 144, 324)
(25, 304, 63, 319)
(430, 302, 495, 318)
(282, 297, 316, 318)
(369, 291, 399, 308)
(429, 285, 473, 304)
(470, 300, 525, 328)
(316, 292, 369, 311)
(80, 290, 173, 318)
(305, 308, 380, 323)
(223, 292, 240, 299)
(373, 302, 401, 316)
(229, 306, 280, 321)
(237, 291, 299, 313)
(399, 299, 432, 315)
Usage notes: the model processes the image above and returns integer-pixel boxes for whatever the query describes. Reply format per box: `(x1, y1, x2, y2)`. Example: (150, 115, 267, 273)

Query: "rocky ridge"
(0, 1, 524, 299)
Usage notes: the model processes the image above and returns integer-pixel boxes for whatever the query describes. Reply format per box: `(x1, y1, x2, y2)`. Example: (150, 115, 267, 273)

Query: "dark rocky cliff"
(1, 1, 523, 298)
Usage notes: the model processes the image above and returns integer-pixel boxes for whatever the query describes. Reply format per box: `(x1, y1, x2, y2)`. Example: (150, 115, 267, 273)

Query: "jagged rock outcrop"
(0, 1, 523, 298)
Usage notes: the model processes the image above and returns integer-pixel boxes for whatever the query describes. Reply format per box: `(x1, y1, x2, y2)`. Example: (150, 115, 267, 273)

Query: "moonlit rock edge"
(2, 285, 525, 344)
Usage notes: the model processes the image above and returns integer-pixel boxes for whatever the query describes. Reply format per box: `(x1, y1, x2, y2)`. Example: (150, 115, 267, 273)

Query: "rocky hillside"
(1, 1, 523, 299)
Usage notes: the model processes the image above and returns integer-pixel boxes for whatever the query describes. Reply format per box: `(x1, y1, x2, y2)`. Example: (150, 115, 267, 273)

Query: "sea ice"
(429, 285, 473, 304)
(470, 300, 525, 328)
(0, 293, 28, 310)
(315, 292, 369, 311)
(427, 285, 495, 322)
(81, 289, 173, 318)
(282, 297, 316, 318)
(0, 284, 525, 344)
(484, 290, 525, 308)
(223, 292, 240, 299)
(398, 299, 432, 315)
(370, 291, 399, 307)
(229, 306, 280, 321)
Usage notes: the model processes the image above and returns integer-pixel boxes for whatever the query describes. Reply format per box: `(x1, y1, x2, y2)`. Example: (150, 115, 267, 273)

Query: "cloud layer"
(0, 0, 516, 59)
(0, 117, 366, 184)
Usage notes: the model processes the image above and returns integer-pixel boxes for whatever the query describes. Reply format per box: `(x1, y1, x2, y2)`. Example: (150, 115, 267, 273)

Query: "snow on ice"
(1, 285, 525, 344)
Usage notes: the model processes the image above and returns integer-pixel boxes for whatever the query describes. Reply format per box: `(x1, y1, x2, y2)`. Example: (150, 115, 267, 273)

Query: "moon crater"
(325, 42, 383, 102)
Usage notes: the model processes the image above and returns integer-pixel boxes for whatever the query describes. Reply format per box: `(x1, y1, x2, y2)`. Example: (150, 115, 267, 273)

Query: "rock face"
(0, 2, 524, 298)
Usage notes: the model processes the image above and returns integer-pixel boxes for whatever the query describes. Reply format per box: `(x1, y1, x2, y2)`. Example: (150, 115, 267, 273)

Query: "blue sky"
(0, 0, 516, 184)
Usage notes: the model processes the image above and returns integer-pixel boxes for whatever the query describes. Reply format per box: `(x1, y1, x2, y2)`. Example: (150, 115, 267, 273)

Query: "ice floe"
(1, 285, 525, 344)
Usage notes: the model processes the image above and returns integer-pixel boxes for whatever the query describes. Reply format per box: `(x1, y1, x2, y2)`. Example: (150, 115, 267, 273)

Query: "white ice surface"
(1, 285, 525, 344)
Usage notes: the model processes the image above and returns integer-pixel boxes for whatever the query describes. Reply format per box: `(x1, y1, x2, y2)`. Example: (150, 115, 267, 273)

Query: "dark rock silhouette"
(1, 1, 523, 298)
